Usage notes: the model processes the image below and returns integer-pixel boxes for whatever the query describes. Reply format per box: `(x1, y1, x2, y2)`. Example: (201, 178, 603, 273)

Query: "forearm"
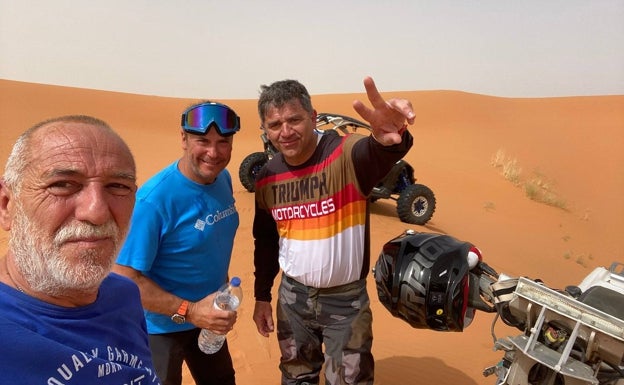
(354, 130, 414, 194)
(112, 264, 184, 317)
(252, 207, 280, 302)
(253, 237, 280, 301)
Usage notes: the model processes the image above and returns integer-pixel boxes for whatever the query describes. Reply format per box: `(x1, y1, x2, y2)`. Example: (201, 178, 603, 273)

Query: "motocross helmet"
(373, 230, 475, 332)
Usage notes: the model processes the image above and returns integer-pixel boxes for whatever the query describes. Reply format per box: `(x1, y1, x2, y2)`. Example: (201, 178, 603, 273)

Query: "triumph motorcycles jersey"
(253, 131, 413, 301)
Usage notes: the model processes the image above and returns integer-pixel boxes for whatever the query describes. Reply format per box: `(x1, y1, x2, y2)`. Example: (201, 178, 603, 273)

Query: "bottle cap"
(230, 277, 241, 287)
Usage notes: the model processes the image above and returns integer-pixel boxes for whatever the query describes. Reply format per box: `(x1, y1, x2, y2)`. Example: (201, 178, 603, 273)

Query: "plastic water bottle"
(197, 277, 243, 354)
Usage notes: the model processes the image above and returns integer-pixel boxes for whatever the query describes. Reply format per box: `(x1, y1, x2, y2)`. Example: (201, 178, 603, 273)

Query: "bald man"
(0, 115, 160, 384)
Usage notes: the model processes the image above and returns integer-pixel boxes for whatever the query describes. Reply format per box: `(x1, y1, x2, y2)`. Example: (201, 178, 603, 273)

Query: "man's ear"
(180, 130, 188, 150)
(0, 180, 13, 231)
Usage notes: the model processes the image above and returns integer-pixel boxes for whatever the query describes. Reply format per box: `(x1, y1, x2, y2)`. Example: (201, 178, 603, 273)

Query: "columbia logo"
(194, 219, 206, 231)
(193, 204, 237, 231)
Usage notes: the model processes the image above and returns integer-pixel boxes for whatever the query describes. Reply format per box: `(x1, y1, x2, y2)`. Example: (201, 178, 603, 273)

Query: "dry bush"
(491, 149, 566, 210)
(483, 201, 496, 211)
(503, 159, 522, 185)
(524, 172, 567, 210)
(490, 149, 507, 167)
(491, 149, 522, 185)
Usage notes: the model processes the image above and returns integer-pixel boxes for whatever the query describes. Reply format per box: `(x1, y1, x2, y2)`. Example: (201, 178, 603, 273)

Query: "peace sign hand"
(352, 76, 415, 146)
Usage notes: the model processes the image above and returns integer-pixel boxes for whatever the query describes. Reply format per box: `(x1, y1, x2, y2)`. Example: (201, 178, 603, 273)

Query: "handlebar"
(315, 112, 371, 135)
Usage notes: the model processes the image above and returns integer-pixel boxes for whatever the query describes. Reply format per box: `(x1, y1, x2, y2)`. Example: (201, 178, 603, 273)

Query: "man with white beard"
(0, 115, 161, 384)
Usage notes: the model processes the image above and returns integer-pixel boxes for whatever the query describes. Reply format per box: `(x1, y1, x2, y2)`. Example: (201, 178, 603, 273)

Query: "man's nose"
(279, 122, 295, 135)
(204, 143, 220, 157)
(74, 184, 111, 225)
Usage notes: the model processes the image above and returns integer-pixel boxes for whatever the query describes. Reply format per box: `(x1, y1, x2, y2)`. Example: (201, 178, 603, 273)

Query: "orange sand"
(1, 79, 623, 384)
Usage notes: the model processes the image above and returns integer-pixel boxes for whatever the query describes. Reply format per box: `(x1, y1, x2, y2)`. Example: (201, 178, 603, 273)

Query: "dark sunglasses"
(181, 102, 241, 136)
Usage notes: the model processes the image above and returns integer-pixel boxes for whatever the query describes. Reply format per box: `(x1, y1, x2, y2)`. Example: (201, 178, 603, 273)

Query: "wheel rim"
(412, 197, 428, 216)
(251, 164, 263, 180)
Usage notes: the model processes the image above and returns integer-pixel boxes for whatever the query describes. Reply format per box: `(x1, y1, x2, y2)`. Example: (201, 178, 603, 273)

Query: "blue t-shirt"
(0, 274, 160, 384)
(117, 161, 239, 334)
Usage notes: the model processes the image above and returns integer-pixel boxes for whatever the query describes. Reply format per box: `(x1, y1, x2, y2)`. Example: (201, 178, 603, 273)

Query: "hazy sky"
(1, 1, 623, 99)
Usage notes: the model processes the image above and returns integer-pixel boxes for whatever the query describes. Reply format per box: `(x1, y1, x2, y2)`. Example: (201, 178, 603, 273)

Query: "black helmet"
(373, 230, 477, 332)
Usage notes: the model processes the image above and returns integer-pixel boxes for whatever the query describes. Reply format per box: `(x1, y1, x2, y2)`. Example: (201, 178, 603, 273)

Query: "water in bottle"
(198, 277, 242, 354)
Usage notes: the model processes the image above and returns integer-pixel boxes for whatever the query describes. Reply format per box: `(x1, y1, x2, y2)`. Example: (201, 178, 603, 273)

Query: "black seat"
(578, 286, 624, 320)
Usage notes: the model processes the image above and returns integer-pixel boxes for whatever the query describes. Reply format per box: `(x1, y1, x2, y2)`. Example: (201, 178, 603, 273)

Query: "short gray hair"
(257, 79, 313, 124)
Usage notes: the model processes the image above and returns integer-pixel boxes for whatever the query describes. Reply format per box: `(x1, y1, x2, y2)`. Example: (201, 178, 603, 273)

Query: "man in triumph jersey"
(252, 77, 415, 385)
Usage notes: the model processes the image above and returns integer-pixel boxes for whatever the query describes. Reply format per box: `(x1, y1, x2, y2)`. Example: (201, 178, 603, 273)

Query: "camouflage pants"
(277, 275, 374, 385)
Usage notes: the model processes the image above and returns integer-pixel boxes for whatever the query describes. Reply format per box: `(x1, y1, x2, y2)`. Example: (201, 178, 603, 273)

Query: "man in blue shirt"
(0, 115, 160, 384)
(115, 101, 241, 385)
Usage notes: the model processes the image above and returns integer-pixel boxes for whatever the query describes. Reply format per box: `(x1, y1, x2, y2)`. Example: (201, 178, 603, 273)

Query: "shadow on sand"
(374, 355, 479, 385)
(369, 200, 446, 234)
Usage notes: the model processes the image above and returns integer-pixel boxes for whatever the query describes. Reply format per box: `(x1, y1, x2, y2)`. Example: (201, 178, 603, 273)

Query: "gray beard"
(9, 201, 121, 296)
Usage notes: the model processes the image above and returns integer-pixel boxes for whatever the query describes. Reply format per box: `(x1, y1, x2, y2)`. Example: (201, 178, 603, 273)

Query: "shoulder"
(137, 162, 179, 197)
(341, 132, 367, 146)
(100, 274, 144, 312)
(322, 132, 366, 148)
(104, 273, 141, 296)
(217, 169, 233, 185)
(318, 132, 366, 160)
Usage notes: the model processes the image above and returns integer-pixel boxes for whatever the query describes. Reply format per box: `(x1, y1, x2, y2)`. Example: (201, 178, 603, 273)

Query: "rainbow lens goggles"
(180, 102, 241, 136)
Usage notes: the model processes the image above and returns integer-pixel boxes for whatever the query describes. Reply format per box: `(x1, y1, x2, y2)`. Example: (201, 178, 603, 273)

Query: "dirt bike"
(238, 113, 436, 225)
(373, 229, 624, 385)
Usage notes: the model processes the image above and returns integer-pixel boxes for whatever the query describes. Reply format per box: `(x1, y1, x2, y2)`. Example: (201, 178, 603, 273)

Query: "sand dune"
(1, 79, 622, 384)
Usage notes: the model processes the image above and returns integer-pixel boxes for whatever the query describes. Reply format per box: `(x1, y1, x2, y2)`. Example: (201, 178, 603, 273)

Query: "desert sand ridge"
(1, 79, 623, 384)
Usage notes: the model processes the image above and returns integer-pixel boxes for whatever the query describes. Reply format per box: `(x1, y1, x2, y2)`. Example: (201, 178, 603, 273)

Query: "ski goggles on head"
(180, 102, 241, 136)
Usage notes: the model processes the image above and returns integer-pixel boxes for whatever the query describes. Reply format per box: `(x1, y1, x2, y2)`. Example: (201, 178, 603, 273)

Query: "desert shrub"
(491, 149, 566, 210)
(491, 149, 522, 185)
(524, 173, 567, 209)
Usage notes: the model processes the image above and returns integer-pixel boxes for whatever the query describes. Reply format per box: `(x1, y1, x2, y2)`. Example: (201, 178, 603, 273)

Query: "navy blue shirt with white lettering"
(0, 273, 160, 384)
